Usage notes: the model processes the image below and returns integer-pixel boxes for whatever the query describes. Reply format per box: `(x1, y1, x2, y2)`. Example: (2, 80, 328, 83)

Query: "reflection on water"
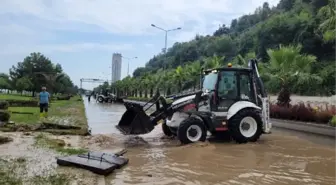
(84, 97, 336, 185)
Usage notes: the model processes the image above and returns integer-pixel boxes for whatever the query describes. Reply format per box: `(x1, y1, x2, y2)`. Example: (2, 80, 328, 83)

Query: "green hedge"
(56, 95, 71, 101)
(0, 101, 9, 110)
(125, 97, 173, 104)
(0, 110, 10, 122)
(126, 97, 151, 102)
(5, 99, 38, 107)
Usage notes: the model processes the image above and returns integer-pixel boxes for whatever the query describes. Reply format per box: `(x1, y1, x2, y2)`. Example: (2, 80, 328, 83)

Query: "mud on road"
(1, 128, 335, 185)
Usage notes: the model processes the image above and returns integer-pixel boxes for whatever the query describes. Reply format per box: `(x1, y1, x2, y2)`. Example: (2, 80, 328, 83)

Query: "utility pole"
(150, 24, 182, 75)
(121, 56, 137, 76)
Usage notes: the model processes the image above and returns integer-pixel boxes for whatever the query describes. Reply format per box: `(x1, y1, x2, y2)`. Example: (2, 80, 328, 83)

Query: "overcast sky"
(0, 0, 280, 89)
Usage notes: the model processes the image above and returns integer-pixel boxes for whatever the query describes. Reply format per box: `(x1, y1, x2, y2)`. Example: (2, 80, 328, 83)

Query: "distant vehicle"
(97, 93, 116, 103)
(85, 91, 91, 96)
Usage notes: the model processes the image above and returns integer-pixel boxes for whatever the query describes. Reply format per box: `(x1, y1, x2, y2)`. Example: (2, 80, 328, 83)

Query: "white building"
(111, 53, 122, 83)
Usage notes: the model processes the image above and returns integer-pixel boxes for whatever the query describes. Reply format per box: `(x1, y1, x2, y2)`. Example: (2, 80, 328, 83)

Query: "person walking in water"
(88, 92, 91, 102)
(39, 86, 50, 118)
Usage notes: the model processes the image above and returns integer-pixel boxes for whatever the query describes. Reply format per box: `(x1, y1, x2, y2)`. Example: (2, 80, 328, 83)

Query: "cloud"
(0, 0, 281, 81)
(1, 0, 280, 36)
(0, 41, 133, 55)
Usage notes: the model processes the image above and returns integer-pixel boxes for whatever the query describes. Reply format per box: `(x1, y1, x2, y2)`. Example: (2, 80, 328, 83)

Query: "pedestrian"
(88, 93, 91, 102)
(38, 86, 50, 118)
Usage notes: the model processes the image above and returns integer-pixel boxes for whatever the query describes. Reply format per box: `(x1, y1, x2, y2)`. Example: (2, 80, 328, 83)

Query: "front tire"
(177, 117, 207, 144)
(229, 109, 263, 144)
(98, 96, 104, 103)
(162, 121, 173, 137)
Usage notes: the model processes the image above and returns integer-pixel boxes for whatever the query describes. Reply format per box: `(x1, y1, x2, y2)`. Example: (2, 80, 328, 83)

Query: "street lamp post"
(121, 56, 138, 76)
(151, 24, 182, 74)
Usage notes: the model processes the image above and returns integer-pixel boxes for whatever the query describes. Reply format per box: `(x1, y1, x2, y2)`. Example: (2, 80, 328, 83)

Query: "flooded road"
(84, 98, 336, 185)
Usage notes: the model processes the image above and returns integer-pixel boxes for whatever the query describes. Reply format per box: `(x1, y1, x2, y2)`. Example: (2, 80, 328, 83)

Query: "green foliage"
(3, 52, 76, 95)
(330, 115, 336, 126)
(317, 0, 336, 42)
(15, 77, 33, 92)
(0, 101, 9, 110)
(96, 0, 335, 98)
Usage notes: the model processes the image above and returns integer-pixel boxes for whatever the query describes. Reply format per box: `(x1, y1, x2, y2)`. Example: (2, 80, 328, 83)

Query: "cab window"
(239, 73, 253, 101)
(217, 71, 237, 99)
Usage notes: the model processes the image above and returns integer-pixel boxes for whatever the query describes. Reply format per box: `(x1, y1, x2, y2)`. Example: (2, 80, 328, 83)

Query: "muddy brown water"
(82, 98, 336, 185)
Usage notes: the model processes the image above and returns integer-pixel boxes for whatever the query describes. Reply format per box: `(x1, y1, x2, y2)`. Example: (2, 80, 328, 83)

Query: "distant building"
(111, 53, 122, 83)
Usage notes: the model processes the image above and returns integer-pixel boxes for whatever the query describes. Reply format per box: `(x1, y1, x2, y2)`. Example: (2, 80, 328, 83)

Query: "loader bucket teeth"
(116, 102, 155, 135)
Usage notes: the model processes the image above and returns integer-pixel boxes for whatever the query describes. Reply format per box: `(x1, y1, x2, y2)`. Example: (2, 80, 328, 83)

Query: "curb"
(271, 119, 335, 138)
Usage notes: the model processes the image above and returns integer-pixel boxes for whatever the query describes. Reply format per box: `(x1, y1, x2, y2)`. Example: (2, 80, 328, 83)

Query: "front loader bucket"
(116, 102, 155, 135)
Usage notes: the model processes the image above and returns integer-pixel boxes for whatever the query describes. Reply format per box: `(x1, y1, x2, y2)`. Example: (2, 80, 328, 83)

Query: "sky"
(0, 0, 280, 90)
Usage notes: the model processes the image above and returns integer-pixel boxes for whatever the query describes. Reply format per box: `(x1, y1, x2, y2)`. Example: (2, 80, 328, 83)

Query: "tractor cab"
(202, 63, 258, 113)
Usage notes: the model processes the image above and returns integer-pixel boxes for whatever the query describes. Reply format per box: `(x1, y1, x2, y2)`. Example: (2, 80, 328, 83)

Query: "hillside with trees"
(0, 52, 78, 96)
(102, 0, 335, 98)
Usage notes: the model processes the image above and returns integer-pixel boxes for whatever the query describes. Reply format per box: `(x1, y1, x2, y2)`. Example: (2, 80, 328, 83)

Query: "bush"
(125, 96, 174, 104)
(6, 99, 38, 107)
(270, 103, 335, 124)
(126, 97, 151, 102)
(330, 116, 336, 127)
(56, 95, 71, 101)
(0, 101, 9, 110)
(0, 110, 10, 122)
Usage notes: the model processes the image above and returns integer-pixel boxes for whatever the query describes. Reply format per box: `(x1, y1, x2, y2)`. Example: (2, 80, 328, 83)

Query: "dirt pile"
(0, 136, 13, 144)
(0, 122, 90, 136)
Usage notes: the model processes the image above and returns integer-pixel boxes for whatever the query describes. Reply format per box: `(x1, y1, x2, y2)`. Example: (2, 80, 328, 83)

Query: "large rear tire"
(177, 117, 207, 144)
(229, 108, 263, 144)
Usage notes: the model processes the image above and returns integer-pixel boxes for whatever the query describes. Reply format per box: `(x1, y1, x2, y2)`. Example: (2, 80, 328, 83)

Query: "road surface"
(84, 98, 335, 185)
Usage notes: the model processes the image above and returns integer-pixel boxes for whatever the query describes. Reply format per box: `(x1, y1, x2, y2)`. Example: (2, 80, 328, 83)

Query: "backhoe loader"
(116, 59, 272, 144)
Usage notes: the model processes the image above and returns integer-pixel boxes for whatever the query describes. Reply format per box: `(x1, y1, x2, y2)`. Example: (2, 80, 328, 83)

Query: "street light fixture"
(150, 24, 182, 73)
(121, 56, 138, 76)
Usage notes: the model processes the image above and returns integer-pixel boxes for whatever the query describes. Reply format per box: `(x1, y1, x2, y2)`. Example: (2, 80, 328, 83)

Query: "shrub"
(315, 111, 333, 123)
(330, 116, 336, 127)
(0, 110, 10, 122)
(0, 101, 9, 110)
(6, 100, 38, 107)
(270, 102, 335, 124)
(125, 96, 173, 104)
(56, 95, 71, 101)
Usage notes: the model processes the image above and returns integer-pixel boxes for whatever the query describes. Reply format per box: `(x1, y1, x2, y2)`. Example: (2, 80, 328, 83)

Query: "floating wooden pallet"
(56, 149, 129, 176)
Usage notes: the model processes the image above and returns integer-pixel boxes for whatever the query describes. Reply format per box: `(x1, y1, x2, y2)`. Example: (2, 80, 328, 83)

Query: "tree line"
(0, 52, 78, 96)
(94, 0, 335, 99)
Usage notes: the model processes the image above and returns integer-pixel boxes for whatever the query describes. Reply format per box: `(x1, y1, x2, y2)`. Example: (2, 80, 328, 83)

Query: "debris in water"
(123, 136, 149, 147)
(0, 136, 13, 144)
(56, 150, 129, 176)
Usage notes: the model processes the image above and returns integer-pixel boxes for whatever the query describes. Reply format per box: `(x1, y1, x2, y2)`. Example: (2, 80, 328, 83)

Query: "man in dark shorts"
(39, 86, 50, 118)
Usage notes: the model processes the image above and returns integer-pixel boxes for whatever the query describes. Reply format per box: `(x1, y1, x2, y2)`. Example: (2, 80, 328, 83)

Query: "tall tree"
(318, 0, 336, 42)
(263, 45, 323, 106)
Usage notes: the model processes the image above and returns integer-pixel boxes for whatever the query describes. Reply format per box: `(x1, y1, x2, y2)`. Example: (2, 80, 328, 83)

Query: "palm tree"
(173, 66, 187, 92)
(318, 0, 335, 42)
(141, 74, 151, 98)
(263, 44, 323, 107)
(203, 55, 225, 69)
(159, 69, 174, 96)
(232, 52, 257, 68)
(135, 78, 143, 97)
(152, 73, 161, 96)
(186, 61, 202, 90)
